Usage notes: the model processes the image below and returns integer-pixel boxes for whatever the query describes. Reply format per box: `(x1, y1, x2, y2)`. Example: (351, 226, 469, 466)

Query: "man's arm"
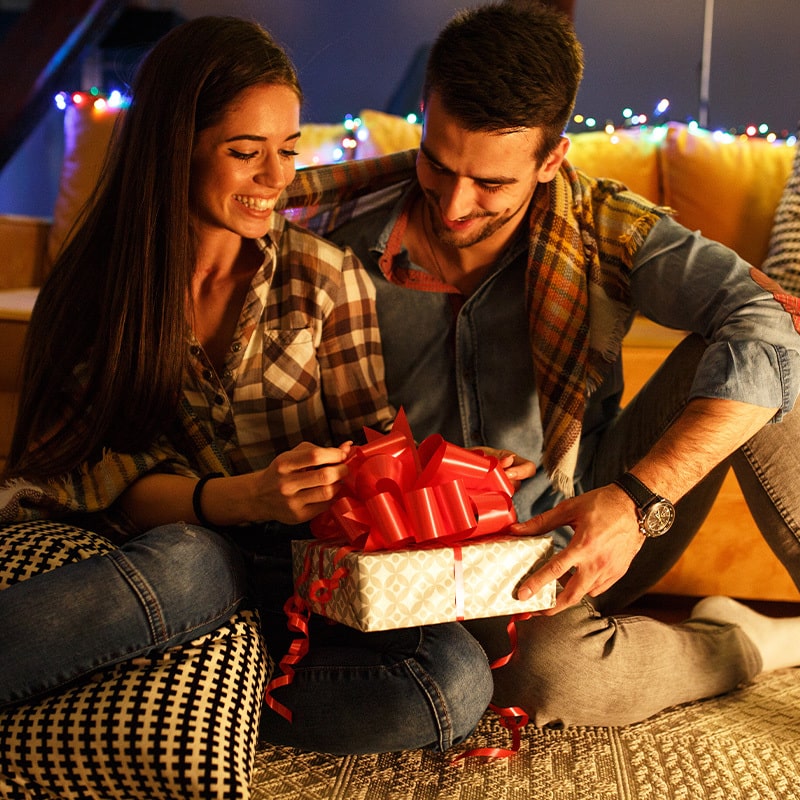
(514, 396, 776, 612)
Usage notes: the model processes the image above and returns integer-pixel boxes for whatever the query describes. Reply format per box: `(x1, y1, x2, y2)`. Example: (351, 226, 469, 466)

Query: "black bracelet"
(192, 472, 223, 528)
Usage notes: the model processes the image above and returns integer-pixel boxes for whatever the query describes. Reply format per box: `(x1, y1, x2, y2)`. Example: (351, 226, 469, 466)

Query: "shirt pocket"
(260, 327, 319, 402)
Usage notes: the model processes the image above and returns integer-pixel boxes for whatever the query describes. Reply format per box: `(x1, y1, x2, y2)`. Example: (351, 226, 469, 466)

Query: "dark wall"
(1, 0, 797, 216)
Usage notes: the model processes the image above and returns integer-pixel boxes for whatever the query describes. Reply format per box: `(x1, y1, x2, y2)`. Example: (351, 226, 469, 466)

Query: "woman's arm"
(119, 441, 351, 531)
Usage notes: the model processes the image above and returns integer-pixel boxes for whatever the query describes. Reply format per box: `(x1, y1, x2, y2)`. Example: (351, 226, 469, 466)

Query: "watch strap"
(613, 472, 656, 510)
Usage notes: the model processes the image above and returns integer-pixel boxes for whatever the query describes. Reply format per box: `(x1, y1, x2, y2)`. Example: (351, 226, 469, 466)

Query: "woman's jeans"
(0, 524, 245, 707)
(0, 521, 492, 755)
(239, 524, 493, 754)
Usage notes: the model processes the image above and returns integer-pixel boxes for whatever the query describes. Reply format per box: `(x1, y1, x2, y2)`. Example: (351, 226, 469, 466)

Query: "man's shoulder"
(327, 185, 410, 255)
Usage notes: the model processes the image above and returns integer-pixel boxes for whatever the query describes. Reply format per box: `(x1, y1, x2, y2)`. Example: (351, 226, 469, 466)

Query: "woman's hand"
(249, 441, 352, 524)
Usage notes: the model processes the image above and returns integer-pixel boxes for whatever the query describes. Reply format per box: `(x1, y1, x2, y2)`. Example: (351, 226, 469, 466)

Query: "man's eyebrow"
(420, 141, 518, 185)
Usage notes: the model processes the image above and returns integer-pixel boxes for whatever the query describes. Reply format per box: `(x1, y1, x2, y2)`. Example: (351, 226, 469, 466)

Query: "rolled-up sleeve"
(631, 216, 800, 418)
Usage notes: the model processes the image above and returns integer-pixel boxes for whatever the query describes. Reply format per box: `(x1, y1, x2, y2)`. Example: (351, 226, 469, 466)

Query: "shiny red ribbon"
(310, 409, 517, 549)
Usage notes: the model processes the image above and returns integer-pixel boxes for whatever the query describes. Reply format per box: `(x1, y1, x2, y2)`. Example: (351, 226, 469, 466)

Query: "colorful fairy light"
(52, 90, 795, 164)
(53, 89, 131, 113)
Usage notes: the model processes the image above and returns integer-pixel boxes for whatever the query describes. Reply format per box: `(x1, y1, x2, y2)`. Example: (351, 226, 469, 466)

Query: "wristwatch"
(613, 472, 676, 538)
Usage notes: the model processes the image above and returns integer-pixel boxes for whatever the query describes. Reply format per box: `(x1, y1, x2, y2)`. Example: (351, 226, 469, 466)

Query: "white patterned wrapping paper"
(291, 535, 555, 632)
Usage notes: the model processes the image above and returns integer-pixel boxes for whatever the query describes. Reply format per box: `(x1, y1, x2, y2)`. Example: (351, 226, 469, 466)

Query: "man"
(317, 1, 800, 727)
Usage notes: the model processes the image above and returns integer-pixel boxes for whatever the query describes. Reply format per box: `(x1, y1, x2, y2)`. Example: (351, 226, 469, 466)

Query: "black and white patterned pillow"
(0, 521, 269, 800)
(762, 127, 800, 295)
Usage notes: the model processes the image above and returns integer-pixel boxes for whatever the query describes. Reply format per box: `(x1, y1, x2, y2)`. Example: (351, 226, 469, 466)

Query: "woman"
(0, 17, 493, 754)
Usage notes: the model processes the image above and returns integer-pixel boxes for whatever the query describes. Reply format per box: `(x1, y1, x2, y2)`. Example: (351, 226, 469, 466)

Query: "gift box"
(292, 534, 556, 632)
(289, 409, 557, 631)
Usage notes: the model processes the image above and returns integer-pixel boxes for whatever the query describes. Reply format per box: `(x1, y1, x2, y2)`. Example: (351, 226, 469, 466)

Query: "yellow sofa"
(0, 105, 797, 601)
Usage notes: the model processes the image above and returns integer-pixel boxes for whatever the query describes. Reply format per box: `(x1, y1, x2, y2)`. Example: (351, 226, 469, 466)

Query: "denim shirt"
(329, 188, 800, 537)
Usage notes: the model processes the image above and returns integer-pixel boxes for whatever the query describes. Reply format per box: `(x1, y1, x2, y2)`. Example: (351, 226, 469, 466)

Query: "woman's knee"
(414, 623, 494, 748)
(113, 523, 246, 637)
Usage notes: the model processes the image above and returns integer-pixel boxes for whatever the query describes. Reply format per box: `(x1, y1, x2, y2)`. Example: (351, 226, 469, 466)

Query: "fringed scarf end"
(619, 208, 673, 257)
(548, 467, 576, 499)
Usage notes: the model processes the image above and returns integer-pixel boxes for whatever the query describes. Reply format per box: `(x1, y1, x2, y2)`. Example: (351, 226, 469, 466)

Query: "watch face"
(641, 500, 676, 536)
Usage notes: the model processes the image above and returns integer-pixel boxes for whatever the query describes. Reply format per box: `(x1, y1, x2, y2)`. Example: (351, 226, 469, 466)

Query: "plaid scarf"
(280, 151, 668, 496)
(0, 151, 666, 528)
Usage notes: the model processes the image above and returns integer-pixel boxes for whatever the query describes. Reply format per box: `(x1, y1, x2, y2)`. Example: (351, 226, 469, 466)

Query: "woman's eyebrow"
(224, 131, 301, 144)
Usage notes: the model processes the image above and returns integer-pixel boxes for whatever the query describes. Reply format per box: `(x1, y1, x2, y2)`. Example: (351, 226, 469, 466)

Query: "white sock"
(691, 596, 800, 673)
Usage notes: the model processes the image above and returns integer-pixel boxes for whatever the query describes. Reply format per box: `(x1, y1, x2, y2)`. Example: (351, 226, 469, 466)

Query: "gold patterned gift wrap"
(291, 535, 556, 632)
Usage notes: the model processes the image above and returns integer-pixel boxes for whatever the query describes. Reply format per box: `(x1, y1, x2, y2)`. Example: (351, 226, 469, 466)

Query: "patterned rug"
(251, 667, 800, 800)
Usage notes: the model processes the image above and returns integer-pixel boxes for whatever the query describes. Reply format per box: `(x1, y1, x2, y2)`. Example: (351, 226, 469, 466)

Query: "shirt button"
(202, 369, 213, 381)
(217, 422, 235, 439)
(231, 342, 242, 353)
(190, 345, 201, 356)
(214, 394, 225, 405)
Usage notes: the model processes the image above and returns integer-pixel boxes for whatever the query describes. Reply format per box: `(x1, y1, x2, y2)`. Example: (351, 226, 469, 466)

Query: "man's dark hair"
(422, 1, 584, 161)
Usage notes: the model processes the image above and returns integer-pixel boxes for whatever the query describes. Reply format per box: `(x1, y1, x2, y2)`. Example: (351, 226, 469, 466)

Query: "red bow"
(311, 409, 517, 549)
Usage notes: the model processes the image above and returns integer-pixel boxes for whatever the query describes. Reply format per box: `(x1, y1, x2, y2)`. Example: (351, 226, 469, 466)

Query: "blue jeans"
(239, 523, 493, 754)
(0, 523, 245, 706)
(0, 521, 492, 754)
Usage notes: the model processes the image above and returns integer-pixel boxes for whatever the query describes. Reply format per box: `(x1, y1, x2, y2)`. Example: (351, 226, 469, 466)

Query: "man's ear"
(537, 137, 570, 182)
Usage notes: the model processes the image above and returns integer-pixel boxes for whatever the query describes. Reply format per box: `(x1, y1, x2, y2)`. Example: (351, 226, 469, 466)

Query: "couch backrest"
(46, 100, 796, 273)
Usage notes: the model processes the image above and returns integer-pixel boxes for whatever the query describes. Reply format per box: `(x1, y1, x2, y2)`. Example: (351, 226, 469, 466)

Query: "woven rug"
(251, 667, 800, 800)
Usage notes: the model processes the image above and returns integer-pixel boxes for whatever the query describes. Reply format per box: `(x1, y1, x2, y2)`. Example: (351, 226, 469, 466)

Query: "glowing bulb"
(622, 108, 633, 119)
(656, 98, 670, 114)
(406, 113, 418, 124)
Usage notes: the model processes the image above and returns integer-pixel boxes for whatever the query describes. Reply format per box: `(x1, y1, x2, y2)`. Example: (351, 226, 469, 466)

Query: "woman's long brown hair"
(6, 16, 301, 478)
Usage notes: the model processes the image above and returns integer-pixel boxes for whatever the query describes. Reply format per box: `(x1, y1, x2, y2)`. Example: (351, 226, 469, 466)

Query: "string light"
(54, 89, 131, 113)
(569, 97, 793, 143)
(53, 90, 794, 163)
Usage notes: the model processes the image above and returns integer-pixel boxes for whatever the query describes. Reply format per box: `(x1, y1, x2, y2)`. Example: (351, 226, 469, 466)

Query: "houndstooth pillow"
(0, 521, 269, 800)
(762, 127, 800, 295)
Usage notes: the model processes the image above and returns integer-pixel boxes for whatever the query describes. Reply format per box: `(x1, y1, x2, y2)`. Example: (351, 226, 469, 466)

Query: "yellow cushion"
(661, 122, 795, 266)
(297, 121, 350, 166)
(0, 214, 49, 290)
(47, 101, 123, 269)
(566, 129, 662, 205)
(357, 108, 422, 157)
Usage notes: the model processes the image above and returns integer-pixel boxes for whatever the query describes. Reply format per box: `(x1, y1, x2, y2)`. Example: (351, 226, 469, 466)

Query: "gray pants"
(465, 334, 799, 727)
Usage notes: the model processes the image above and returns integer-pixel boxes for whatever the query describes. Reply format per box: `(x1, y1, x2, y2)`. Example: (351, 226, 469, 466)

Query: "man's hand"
(510, 483, 645, 613)
(471, 446, 536, 488)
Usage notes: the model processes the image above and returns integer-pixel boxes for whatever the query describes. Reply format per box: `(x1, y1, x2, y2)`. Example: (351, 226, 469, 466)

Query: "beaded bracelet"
(192, 472, 224, 528)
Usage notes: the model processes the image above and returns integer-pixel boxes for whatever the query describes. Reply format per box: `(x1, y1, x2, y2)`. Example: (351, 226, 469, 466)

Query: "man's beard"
(425, 193, 529, 249)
